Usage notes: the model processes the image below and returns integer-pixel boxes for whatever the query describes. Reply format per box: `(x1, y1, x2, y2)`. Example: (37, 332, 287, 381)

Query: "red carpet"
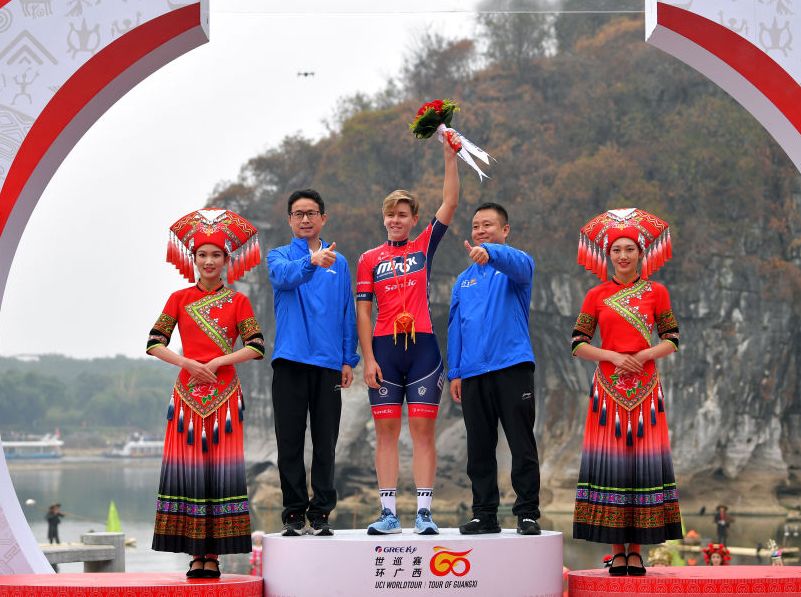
(569, 565, 801, 596)
(0, 573, 262, 596)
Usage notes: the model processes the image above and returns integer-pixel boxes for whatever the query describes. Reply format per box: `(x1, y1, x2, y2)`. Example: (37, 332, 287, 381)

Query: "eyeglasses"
(290, 210, 322, 220)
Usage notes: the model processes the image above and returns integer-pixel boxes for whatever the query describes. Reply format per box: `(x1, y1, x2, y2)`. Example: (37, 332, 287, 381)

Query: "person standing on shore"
(447, 202, 541, 536)
(268, 189, 359, 537)
(714, 504, 732, 545)
(46, 503, 63, 544)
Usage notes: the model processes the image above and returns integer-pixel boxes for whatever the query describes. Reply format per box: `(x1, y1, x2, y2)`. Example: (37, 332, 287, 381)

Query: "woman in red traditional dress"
(147, 209, 265, 578)
(703, 543, 731, 566)
(571, 208, 682, 576)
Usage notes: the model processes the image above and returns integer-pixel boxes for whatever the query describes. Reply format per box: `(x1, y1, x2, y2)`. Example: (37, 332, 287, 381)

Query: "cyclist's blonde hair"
(382, 190, 419, 216)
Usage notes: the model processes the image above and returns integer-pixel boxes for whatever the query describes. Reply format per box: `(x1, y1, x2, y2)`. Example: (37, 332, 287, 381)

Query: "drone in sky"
(297, 71, 316, 78)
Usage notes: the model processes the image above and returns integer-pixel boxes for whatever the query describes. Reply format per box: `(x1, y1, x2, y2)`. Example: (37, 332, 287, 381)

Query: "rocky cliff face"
(534, 252, 801, 514)
(210, 16, 801, 516)
(236, 200, 801, 515)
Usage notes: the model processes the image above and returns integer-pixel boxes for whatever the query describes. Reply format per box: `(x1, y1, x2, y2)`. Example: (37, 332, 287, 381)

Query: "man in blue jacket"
(447, 202, 541, 536)
(268, 189, 359, 537)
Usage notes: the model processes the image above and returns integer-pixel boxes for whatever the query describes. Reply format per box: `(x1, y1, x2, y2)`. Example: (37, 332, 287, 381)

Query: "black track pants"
(272, 359, 342, 521)
(460, 363, 540, 518)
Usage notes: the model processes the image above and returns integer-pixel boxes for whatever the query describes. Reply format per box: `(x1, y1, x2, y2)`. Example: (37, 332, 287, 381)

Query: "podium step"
(262, 527, 563, 596)
(568, 565, 801, 596)
(0, 573, 262, 596)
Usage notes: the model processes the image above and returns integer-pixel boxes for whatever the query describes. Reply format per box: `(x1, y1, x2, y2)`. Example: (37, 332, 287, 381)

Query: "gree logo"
(376, 545, 417, 554)
(429, 546, 472, 577)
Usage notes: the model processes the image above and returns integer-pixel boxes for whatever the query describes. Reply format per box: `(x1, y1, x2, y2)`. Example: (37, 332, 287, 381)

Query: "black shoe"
(516, 516, 541, 535)
(186, 557, 205, 578)
(309, 514, 333, 536)
(627, 552, 646, 576)
(459, 515, 501, 535)
(201, 558, 221, 579)
(281, 512, 306, 536)
(607, 552, 627, 576)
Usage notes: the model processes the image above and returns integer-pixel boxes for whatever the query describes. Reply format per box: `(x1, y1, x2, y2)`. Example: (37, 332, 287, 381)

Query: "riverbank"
(11, 452, 795, 517)
(9, 458, 801, 573)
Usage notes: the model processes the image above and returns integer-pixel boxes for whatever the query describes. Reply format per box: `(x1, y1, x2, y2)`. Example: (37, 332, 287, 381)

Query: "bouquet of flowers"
(410, 99, 459, 139)
(409, 99, 493, 181)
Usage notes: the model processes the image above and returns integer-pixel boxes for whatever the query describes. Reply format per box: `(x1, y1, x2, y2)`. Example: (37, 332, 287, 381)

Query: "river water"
(8, 458, 798, 573)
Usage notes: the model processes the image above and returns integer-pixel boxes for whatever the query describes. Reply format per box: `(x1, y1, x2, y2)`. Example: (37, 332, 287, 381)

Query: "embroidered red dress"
(571, 277, 682, 545)
(147, 284, 264, 555)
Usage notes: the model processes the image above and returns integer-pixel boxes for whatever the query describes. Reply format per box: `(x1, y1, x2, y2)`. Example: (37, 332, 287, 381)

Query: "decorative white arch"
(646, 0, 801, 172)
(0, 0, 208, 573)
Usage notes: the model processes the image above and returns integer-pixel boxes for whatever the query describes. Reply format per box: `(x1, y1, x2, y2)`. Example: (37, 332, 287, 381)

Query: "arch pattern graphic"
(646, 0, 801, 172)
(0, 0, 208, 573)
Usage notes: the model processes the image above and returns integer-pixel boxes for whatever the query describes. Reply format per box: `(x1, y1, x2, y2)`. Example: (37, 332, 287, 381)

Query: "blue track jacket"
(268, 237, 359, 372)
(447, 243, 535, 380)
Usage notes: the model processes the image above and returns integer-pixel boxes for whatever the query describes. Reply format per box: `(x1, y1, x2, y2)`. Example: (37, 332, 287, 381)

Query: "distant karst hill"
(211, 9, 801, 513)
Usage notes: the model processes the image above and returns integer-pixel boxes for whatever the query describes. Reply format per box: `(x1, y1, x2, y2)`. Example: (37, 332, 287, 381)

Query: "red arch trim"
(0, 3, 202, 235)
(657, 2, 801, 136)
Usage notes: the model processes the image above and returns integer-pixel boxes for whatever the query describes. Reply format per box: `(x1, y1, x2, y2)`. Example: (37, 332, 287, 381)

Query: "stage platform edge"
(568, 565, 801, 596)
(263, 527, 563, 596)
(0, 573, 262, 596)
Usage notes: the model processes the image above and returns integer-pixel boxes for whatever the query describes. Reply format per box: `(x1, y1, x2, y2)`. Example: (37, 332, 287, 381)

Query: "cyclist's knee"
(375, 417, 402, 443)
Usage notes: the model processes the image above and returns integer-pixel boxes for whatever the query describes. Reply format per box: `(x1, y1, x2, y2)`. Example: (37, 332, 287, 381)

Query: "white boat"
(2, 434, 64, 459)
(106, 436, 162, 458)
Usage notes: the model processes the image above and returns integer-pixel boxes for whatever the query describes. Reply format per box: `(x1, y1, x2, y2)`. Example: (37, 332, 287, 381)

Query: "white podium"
(262, 528, 563, 597)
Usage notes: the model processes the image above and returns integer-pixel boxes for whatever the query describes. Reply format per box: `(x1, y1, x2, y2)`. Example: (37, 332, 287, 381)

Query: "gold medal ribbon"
(391, 252, 416, 349)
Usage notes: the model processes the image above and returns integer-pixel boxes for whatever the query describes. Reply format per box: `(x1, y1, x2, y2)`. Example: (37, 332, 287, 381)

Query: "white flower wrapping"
(435, 123, 493, 181)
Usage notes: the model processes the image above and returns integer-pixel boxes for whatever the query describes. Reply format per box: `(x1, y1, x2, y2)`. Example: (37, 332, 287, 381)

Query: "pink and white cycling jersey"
(356, 218, 448, 337)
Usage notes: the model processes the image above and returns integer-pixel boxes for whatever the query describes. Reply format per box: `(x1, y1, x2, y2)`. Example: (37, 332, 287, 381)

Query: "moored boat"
(2, 434, 64, 459)
(105, 435, 162, 458)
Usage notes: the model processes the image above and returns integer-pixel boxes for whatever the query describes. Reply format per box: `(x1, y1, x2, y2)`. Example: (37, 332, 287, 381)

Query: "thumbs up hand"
(312, 241, 337, 268)
(464, 240, 489, 265)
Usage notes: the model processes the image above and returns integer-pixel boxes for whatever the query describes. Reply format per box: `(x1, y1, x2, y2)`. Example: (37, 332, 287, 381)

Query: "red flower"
(191, 384, 212, 400)
(190, 384, 219, 405)
(417, 99, 445, 116)
(613, 372, 639, 392)
(409, 99, 459, 139)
